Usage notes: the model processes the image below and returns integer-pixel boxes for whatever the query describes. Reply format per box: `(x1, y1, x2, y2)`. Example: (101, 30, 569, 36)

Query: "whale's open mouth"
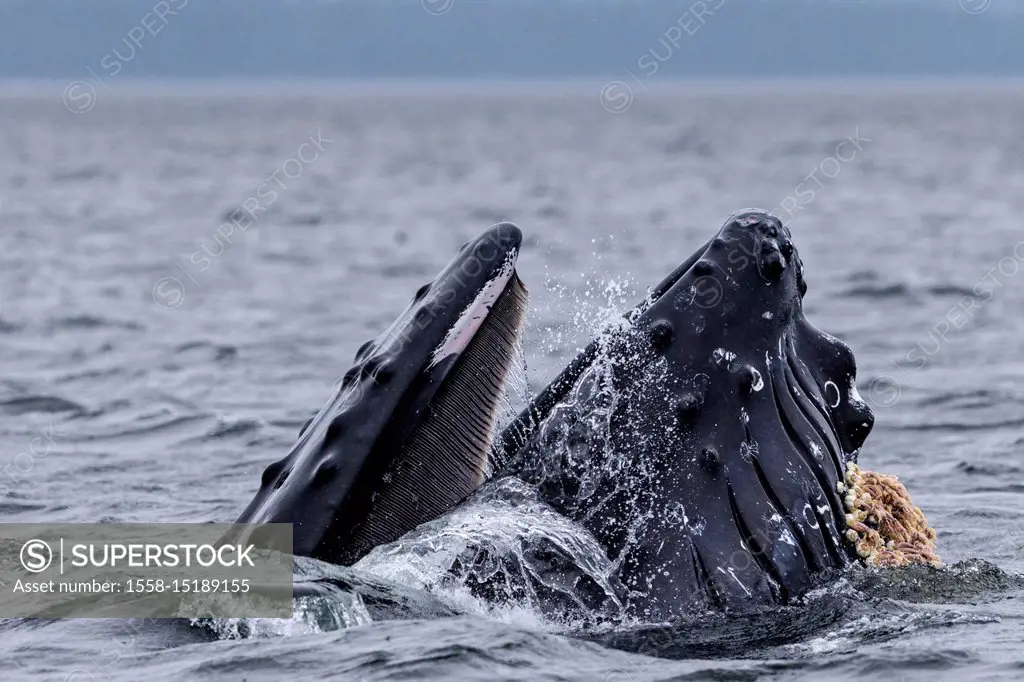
(237, 223, 528, 566)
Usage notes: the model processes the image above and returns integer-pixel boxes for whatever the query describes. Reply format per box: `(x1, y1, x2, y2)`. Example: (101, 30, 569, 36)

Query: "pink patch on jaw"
(448, 316, 485, 350)
(430, 252, 517, 367)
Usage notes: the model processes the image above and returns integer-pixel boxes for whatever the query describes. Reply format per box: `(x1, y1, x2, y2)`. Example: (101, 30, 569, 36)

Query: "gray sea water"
(2, 82, 1024, 681)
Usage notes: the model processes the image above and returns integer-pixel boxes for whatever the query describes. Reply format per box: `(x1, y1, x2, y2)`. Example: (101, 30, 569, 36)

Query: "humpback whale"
(237, 212, 936, 620)
(236, 222, 528, 566)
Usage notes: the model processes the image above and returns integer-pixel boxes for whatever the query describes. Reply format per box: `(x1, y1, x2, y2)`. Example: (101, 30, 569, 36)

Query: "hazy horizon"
(1, 0, 1021, 82)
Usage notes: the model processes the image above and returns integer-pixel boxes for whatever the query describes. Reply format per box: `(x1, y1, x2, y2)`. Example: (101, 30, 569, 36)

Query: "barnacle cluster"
(839, 462, 941, 568)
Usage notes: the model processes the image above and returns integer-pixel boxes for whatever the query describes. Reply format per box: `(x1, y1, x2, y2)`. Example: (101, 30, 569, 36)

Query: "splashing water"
(355, 477, 627, 631)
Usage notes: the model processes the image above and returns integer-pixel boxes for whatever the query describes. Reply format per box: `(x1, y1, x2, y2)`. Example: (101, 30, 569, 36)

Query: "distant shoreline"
(3, 76, 1024, 97)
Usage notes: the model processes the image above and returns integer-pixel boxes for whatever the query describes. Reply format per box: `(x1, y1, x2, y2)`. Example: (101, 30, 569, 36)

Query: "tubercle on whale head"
(236, 222, 528, 566)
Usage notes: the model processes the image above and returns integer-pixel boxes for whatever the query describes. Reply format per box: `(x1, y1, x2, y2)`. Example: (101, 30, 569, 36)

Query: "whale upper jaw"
(236, 223, 528, 567)
(503, 210, 874, 616)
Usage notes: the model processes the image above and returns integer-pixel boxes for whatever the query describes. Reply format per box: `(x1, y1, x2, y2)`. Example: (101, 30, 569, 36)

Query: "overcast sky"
(1, 0, 1020, 80)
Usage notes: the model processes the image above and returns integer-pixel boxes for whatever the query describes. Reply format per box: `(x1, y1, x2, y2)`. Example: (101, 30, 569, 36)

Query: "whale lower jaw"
(499, 211, 874, 617)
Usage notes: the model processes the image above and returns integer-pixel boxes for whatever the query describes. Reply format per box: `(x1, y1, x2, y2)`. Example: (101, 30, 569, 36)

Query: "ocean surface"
(2, 81, 1024, 681)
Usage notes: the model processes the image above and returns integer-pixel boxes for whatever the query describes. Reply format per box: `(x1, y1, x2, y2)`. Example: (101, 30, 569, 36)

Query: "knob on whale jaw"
(504, 210, 875, 618)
